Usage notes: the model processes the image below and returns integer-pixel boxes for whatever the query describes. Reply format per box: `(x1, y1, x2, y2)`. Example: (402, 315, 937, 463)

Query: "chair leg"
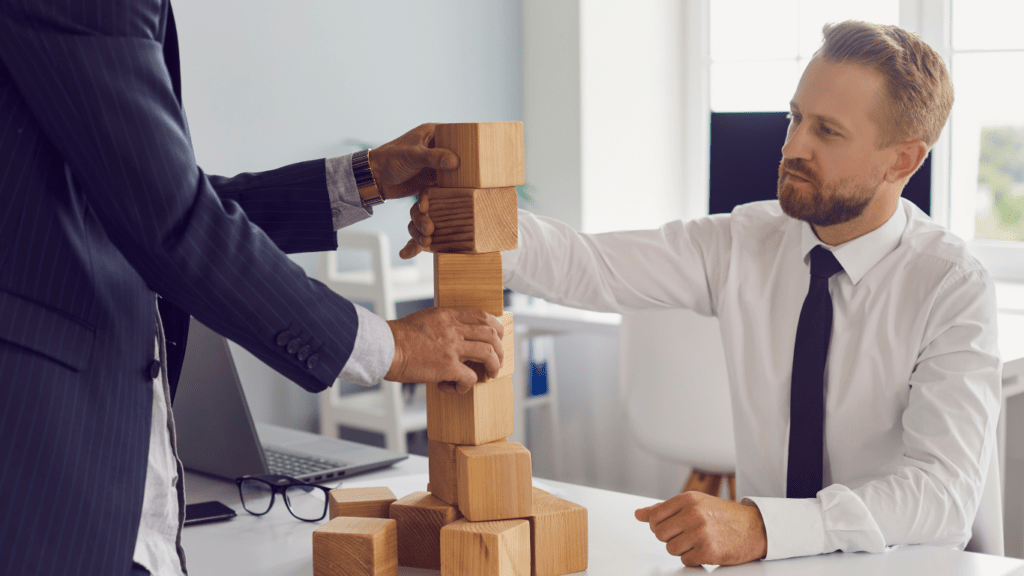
(683, 470, 723, 498)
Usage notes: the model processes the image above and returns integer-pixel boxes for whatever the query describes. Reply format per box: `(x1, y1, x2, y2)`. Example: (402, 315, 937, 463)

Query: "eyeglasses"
(235, 474, 331, 522)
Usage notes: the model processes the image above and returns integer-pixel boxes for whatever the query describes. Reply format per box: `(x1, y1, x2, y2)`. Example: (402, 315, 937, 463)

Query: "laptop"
(172, 319, 407, 483)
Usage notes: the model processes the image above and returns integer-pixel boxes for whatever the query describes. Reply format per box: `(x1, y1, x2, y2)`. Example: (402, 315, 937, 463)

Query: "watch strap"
(352, 149, 384, 207)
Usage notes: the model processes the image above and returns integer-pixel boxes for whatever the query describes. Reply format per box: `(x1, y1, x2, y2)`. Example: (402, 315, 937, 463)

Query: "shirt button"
(287, 338, 302, 355)
(306, 354, 319, 370)
(148, 359, 161, 380)
(276, 331, 293, 347)
(297, 346, 311, 361)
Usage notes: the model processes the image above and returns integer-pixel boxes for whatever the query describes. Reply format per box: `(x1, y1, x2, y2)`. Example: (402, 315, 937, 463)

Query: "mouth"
(786, 171, 812, 184)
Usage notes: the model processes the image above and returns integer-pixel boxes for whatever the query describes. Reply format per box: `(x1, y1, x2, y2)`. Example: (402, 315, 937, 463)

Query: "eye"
(819, 123, 838, 137)
(787, 112, 801, 124)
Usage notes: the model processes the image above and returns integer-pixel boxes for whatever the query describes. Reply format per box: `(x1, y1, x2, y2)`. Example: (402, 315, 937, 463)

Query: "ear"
(885, 140, 928, 183)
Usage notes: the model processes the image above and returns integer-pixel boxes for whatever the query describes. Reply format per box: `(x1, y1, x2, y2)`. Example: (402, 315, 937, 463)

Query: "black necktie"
(786, 245, 844, 499)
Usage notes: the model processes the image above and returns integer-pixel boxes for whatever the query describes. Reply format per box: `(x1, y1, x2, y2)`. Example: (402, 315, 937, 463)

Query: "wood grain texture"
(435, 122, 526, 189)
(388, 491, 463, 570)
(456, 441, 533, 522)
(424, 187, 518, 254)
(466, 312, 514, 383)
(433, 252, 504, 317)
(528, 488, 588, 576)
(429, 438, 509, 506)
(427, 375, 514, 445)
(328, 487, 397, 520)
(312, 517, 397, 576)
(440, 518, 531, 576)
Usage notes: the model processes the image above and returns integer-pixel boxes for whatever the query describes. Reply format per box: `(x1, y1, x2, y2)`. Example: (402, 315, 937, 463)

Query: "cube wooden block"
(427, 374, 514, 445)
(313, 517, 397, 576)
(328, 487, 397, 520)
(457, 441, 533, 522)
(440, 518, 531, 576)
(433, 252, 504, 317)
(425, 187, 518, 254)
(429, 438, 508, 506)
(466, 311, 515, 383)
(388, 491, 462, 570)
(528, 488, 588, 576)
(436, 122, 525, 189)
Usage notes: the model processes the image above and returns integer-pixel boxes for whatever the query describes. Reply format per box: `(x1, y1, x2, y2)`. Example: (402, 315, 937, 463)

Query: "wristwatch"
(352, 149, 384, 208)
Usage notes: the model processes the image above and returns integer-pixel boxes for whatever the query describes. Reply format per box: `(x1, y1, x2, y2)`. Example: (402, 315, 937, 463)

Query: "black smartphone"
(184, 500, 237, 526)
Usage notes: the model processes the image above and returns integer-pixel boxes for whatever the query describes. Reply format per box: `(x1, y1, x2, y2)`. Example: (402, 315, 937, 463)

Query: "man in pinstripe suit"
(0, 1, 506, 575)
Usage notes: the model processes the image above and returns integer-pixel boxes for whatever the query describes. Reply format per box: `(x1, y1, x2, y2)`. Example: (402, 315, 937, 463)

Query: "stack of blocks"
(312, 122, 588, 576)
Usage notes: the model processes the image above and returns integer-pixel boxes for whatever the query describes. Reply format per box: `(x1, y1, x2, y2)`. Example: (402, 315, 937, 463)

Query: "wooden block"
(427, 375, 514, 445)
(441, 518, 531, 576)
(425, 187, 518, 254)
(313, 516, 397, 576)
(433, 252, 504, 317)
(388, 491, 463, 570)
(528, 488, 588, 576)
(328, 487, 397, 520)
(429, 438, 509, 506)
(457, 441, 533, 522)
(436, 122, 525, 189)
(466, 311, 515, 383)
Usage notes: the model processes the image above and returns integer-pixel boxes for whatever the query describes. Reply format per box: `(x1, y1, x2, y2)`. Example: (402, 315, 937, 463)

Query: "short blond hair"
(815, 20, 953, 149)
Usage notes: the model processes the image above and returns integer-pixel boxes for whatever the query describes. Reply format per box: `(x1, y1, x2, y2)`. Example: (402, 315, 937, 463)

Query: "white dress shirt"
(503, 199, 1001, 560)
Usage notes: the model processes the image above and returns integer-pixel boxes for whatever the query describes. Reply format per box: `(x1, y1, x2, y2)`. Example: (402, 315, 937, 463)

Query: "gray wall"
(174, 0, 523, 431)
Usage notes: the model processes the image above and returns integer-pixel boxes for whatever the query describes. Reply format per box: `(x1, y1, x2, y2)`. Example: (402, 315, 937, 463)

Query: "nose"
(781, 119, 811, 161)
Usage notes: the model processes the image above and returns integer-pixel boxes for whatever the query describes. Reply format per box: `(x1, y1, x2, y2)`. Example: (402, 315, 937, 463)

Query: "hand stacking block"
(441, 518, 531, 576)
(435, 122, 525, 189)
(313, 517, 397, 576)
(466, 312, 514, 383)
(433, 252, 504, 317)
(389, 491, 462, 570)
(427, 374, 514, 445)
(528, 488, 588, 576)
(328, 487, 397, 520)
(457, 441, 533, 522)
(429, 438, 509, 505)
(425, 187, 518, 254)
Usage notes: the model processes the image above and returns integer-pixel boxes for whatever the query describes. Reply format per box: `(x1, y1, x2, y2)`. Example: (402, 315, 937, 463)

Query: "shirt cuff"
(325, 154, 373, 229)
(337, 303, 395, 387)
(742, 497, 824, 561)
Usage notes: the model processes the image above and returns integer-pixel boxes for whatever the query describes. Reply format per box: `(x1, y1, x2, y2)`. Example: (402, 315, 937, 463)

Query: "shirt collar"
(799, 199, 909, 286)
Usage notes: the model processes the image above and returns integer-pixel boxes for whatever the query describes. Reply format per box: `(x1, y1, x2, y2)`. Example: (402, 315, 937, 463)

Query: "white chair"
(966, 446, 1004, 555)
(317, 229, 435, 453)
(619, 308, 737, 499)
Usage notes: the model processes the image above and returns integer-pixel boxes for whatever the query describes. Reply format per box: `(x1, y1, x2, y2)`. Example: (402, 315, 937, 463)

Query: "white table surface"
(181, 455, 1024, 576)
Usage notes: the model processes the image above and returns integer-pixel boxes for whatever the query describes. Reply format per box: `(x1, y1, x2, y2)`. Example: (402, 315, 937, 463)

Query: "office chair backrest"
(967, 445, 1004, 556)
(619, 308, 736, 474)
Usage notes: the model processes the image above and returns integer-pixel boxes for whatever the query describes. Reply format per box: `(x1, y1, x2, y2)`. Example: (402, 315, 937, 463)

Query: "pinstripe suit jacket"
(0, 1, 363, 574)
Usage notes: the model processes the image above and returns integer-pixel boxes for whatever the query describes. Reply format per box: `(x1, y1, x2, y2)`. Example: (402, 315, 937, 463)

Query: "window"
(947, 0, 1024, 279)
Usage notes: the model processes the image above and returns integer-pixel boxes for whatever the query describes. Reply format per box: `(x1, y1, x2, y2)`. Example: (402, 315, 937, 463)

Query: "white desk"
(182, 456, 1024, 575)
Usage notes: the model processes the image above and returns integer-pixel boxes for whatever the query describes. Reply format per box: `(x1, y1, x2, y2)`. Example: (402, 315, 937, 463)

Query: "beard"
(777, 158, 882, 227)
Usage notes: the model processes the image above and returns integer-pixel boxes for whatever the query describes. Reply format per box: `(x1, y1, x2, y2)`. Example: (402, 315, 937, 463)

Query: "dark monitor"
(709, 111, 930, 215)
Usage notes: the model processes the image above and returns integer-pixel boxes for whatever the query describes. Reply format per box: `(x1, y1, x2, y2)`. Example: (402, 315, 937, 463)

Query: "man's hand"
(369, 123, 459, 200)
(399, 195, 434, 259)
(386, 307, 504, 390)
(634, 492, 767, 567)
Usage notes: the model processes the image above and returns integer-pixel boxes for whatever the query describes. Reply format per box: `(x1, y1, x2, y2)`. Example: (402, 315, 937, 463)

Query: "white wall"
(174, 0, 523, 431)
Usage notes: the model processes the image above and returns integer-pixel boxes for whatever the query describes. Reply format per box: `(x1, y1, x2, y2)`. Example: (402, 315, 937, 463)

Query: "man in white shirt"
(403, 21, 1001, 567)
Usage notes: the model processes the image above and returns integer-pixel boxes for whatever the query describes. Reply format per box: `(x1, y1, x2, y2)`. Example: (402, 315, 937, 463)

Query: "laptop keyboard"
(264, 449, 345, 478)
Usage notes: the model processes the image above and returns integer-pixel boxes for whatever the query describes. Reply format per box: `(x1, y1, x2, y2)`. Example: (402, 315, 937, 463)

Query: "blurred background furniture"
(317, 230, 434, 453)
(619, 308, 737, 499)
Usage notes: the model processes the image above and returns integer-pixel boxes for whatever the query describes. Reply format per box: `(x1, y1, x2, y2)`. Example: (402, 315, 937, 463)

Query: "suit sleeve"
(0, 0, 362, 392)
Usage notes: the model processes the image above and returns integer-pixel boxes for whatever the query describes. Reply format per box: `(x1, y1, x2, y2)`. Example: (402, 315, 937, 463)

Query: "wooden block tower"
(313, 122, 587, 576)
(426, 122, 588, 576)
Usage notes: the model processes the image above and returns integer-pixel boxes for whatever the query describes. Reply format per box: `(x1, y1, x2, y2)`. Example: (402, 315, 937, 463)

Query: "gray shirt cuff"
(325, 154, 374, 229)
(338, 303, 395, 387)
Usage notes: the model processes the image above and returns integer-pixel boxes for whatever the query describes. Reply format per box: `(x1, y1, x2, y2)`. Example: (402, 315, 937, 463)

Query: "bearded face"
(777, 157, 885, 227)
